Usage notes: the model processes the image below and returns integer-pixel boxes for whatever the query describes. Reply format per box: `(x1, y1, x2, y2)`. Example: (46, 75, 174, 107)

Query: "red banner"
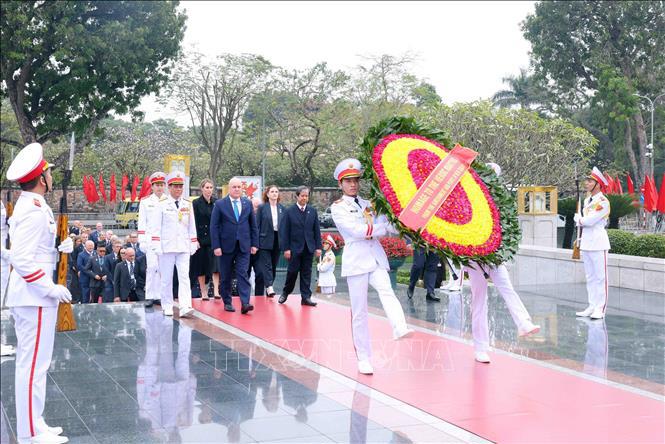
(398, 144, 478, 231)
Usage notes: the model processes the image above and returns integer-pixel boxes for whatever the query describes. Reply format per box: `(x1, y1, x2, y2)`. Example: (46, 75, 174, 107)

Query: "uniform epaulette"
(159, 196, 168, 201)
(33, 198, 41, 207)
(333, 199, 343, 204)
(183, 197, 191, 202)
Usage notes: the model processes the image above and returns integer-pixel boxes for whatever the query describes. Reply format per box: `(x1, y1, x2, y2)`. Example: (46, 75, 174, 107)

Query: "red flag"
(626, 173, 635, 194)
(648, 175, 659, 212)
(657, 173, 665, 214)
(121, 174, 129, 200)
(89, 175, 99, 203)
(131, 175, 139, 201)
(82, 176, 90, 202)
(109, 174, 117, 202)
(138, 176, 151, 199)
(604, 173, 615, 194)
(99, 173, 107, 202)
(615, 175, 623, 194)
(644, 176, 655, 212)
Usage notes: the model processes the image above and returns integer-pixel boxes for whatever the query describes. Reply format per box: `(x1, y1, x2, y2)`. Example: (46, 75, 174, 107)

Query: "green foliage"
(607, 229, 636, 255)
(557, 197, 577, 218)
(627, 234, 665, 259)
(359, 116, 521, 267)
(607, 230, 665, 258)
(606, 194, 638, 220)
(1, 1, 186, 145)
(492, 68, 547, 111)
(420, 101, 596, 193)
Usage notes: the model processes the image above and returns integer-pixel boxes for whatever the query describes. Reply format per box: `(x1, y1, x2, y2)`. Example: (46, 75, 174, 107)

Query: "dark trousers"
(258, 235, 280, 288)
(219, 241, 251, 305)
(249, 253, 264, 296)
(79, 280, 90, 304)
(122, 289, 143, 302)
(67, 269, 82, 303)
(409, 247, 440, 294)
(282, 250, 314, 300)
(90, 284, 104, 303)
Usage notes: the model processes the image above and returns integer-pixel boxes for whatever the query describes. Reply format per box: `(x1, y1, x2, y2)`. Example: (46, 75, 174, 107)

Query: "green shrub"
(607, 230, 665, 258)
(607, 229, 636, 255)
(626, 234, 665, 259)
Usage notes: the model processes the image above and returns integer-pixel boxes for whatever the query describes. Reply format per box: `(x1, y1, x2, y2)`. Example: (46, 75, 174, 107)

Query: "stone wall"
(507, 244, 665, 293)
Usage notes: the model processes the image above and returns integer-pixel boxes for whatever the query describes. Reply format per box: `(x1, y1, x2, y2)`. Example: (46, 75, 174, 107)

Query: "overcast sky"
(137, 0, 535, 123)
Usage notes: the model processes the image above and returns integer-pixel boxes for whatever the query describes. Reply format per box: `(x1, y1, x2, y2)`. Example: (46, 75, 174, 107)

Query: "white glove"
(47, 285, 72, 303)
(151, 242, 162, 255)
(573, 213, 582, 225)
(57, 237, 74, 253)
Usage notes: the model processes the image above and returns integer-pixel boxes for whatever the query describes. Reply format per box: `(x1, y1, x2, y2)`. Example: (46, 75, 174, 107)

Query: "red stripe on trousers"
(602, 251, 608, 313)
(28, 307, 43, 437)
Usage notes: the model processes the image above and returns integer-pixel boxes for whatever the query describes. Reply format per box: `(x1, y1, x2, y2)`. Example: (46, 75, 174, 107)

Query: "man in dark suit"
(77, 240, 95, 303)
(89, 222, 105, 247)
(211, 177, 259, 314)
(82, 243, 109, 303)
(279, 186, 322, 307)
(125, 231, 145, 258)
(113, 247, 146, 302)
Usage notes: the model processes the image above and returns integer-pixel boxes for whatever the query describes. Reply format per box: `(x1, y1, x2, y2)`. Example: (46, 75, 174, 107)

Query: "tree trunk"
(608, 217, 620, 229)
(633, 110, 648, 184)
(623, 120, 639, 183)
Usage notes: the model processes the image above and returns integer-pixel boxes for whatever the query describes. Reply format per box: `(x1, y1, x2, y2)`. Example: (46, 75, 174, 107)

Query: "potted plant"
(380, 236, 412, 267)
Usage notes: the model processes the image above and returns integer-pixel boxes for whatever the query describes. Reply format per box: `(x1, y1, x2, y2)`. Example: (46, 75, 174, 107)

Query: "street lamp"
(634, 92, 665, 179)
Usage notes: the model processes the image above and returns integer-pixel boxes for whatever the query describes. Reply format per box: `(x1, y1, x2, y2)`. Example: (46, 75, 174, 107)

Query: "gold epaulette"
(159, 196, 167, 202)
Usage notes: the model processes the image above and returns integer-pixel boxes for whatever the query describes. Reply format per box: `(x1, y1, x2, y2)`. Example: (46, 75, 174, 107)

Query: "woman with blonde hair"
(256, 185, 285, 297)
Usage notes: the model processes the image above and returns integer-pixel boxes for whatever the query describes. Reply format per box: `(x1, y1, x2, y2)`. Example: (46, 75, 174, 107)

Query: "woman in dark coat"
(191, 178, 220, 300)
(256, 185, 285, 297)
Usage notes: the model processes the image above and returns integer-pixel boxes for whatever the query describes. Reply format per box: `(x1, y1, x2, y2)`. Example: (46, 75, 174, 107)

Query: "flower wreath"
(359, 116, 520, 266)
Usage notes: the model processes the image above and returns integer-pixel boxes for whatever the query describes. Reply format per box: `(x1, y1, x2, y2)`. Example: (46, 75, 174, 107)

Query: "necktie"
(175, 200, 179, 209)
(300, 205, 305, 213)
(233, 200, 240, 221)
(129, 261, 134, 275)
(354, 197, 361, 208)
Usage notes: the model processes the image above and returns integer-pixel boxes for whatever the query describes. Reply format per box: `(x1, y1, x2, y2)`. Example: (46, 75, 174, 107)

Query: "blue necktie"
(233, 200, 240, 221)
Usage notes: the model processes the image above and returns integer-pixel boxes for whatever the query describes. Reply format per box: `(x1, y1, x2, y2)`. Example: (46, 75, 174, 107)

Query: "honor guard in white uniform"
(316, 234, 337, 295)
(330, 158, 413, 375)
(152, 171, 199, 318)
(5, 143, 73, 444)
(138, 171, 166, 307)
(1, 200, 17, 357)
(467, 163, 540, 364)
(575, 167, 611, 320)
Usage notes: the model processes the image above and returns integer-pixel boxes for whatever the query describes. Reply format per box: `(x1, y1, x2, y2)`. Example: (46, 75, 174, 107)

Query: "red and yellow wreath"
(359, 117, 520, 266)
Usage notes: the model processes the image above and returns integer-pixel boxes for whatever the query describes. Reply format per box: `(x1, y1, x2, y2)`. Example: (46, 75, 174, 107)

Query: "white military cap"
(322, 234, 337, 249)
(334, 158, 363, 181)
(6, 143, 54, 183)
(149, 171, 166, 184)
(485, 162, 502, 177)
(588, 166, 609, 187)
(166, 171, 185, 186)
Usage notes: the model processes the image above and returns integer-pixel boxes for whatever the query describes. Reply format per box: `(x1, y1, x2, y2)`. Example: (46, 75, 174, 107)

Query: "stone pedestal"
(518, 214, 558, 248)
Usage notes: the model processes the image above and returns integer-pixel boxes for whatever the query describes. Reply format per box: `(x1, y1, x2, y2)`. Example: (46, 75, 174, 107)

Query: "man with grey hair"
(211, 177, 259, 314)
(77, 240, 96, 303)
(278, 185, 321, 307)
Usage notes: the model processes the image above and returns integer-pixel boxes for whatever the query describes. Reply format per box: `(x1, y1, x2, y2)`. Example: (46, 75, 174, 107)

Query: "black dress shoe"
(267, 292, 276, 298)
(406, 287, 414, 299)
(145, 299, 161, 308)
(224, 304, 236, 312)
(426, 293, 441, 302)
(301, 299, 317, 307)
(241, 304, 254, 314)
(278, 294, 288, 304)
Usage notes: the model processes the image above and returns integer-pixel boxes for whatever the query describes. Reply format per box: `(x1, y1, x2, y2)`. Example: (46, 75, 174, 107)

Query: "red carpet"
(192, 297, 665, 443)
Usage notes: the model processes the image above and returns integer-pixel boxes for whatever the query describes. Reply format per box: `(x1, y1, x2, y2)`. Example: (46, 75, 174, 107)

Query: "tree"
(163, 52, 273, 182)
(492, 68, 546, 111)
(245, 63, 356, 187)
(522, 1, 665, 185)
(1, 1, 186, 157)
(421, 101, 597, 192)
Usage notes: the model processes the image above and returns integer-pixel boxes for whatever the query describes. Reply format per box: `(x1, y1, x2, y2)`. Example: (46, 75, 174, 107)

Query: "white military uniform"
(5, 143, 71, 443)
(331, 193, 410, 361)
(579, 192, 611, 314)
(1, 200, 9, 305)
(467, 262, 538, 352)
(316, 249, 336, 294)
(138, 191, 162, 300)
(153, 173, 198, 314)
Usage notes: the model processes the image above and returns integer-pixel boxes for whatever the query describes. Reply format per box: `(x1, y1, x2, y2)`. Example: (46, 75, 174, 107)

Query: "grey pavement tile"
(69, 393, 138, 418)
(239, 415, 323, 442)
(56, 381, 131, 400)
(83, 413, 162, 444)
